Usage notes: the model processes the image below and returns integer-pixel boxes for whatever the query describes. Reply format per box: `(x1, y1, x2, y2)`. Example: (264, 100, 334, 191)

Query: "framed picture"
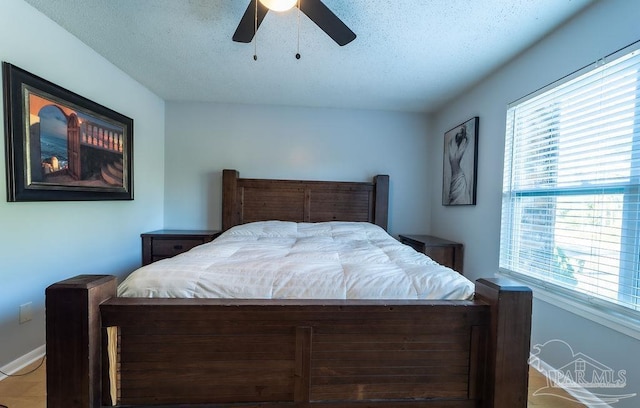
(442, 116, 478, 206)
(3, 63, 133, 201)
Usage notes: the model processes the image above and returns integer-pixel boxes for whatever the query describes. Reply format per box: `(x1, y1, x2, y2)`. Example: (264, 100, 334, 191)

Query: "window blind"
(500, 41, 640, 315)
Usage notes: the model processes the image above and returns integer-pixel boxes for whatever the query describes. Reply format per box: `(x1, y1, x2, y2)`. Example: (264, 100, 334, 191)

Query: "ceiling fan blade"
(299, 0, 356, 46)
(232, 0, 269, 43)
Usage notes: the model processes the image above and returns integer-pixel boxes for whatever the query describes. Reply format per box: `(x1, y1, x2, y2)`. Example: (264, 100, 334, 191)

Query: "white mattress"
(118, 221, 474, 300)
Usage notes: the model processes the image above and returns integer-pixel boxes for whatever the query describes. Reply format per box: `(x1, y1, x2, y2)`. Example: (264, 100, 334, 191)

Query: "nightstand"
(398, 234, 464, 274)
(141, 229, 222, 266)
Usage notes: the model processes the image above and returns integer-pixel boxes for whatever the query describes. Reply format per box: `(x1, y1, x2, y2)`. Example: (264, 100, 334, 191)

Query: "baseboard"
(530, 356, 613, 408)
(0, 345, 45, 382)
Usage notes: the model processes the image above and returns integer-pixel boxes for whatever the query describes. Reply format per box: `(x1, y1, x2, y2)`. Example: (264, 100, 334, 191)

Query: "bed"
(45, 169, 532, 408)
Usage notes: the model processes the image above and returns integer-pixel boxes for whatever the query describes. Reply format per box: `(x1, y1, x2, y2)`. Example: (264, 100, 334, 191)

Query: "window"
(500, 42, 640, 317)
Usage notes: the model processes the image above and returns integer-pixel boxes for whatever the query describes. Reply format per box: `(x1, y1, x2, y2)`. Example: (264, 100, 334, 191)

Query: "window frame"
(498, 40, 640, 334)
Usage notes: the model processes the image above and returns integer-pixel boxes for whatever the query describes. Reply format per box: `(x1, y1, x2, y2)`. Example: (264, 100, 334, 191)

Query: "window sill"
(497, 271, 640, 341)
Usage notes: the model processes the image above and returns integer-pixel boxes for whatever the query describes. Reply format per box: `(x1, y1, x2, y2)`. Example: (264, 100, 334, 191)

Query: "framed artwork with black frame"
(3, 62, 133, 201)
(442, 116, 478, 206)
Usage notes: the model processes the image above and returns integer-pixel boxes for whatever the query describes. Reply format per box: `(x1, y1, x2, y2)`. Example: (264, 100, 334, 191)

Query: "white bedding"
(118, 221, 474, 300)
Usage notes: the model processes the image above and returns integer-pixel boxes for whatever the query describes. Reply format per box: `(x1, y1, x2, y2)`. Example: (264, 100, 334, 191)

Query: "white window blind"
(500, 41, 640, 316)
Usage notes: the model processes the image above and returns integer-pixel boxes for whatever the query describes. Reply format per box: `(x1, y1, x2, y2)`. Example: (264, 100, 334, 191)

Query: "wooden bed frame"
(46, 169, 532, 408)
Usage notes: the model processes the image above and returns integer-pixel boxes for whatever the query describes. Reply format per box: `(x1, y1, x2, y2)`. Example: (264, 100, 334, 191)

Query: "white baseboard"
(0, 345, 46, 382)
(530, 357, 613, 408)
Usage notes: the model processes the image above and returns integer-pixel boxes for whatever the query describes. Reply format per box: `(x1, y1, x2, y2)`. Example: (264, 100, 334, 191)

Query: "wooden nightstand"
(399, 234, 464, 274)
(141, 229, 222, 265)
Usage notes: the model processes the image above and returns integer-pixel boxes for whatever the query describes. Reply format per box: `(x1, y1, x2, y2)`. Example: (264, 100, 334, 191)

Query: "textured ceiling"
(23, 0, 594, 113)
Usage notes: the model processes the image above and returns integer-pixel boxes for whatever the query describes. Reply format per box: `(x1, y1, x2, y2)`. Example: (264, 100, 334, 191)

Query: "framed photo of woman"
(442, 117, 478, 206)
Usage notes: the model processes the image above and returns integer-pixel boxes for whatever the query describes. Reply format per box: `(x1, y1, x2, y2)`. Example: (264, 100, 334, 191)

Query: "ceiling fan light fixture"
(259, 0, 297, 12)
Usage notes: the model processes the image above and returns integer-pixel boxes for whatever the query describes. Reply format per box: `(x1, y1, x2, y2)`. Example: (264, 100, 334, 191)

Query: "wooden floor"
(527, 366, 587, 408)
(0, 359, 584, 408)
(0, 358, 46, 408)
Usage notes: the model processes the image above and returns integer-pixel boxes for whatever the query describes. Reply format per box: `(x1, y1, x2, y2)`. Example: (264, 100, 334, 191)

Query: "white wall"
(431, 1, 640, 406)
(0, 0, 165, 367)
(164, 102, 431, 236)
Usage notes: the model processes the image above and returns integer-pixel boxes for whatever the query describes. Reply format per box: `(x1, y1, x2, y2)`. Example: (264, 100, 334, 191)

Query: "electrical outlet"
(19, 302, 33, 324)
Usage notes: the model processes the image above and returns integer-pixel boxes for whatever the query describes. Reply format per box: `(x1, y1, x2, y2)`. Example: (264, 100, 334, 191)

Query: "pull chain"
(253, 0, 258, 60)
(295, 0, 301, 59)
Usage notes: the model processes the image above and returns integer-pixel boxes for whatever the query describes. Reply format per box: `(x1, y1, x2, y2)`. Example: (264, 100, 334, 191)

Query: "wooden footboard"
(46, 276, 531, 408)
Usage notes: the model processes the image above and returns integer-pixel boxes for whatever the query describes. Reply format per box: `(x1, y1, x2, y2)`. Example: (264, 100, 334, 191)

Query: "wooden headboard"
(222, 169, 389, 231)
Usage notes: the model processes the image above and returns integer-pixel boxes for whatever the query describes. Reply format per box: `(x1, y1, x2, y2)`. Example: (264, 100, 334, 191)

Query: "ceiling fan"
(232, 0, 356, 46)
